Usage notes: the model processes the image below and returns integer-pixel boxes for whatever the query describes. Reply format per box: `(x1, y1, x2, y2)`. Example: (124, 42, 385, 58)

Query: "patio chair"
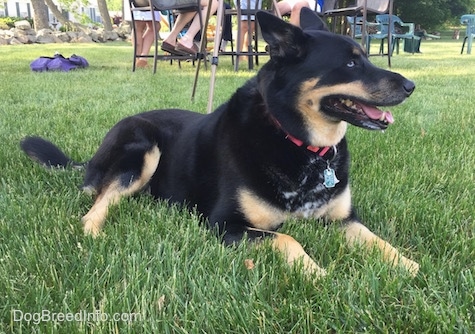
(129, 0, 208, 74)
(322, 0, 393, 66)
(460, 14, 475, 54)
(376, 14, 420, 55)
(346, 16, 387, 54)
(220, 0, 274, 71)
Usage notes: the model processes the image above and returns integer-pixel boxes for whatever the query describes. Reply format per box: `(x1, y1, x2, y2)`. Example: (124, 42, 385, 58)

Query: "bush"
(0, 16, 34, 29)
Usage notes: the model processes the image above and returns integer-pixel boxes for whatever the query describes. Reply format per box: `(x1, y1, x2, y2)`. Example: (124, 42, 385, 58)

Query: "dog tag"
(323, 167, 339, 188)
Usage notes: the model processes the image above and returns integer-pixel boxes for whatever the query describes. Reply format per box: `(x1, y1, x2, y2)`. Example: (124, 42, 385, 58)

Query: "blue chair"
(460, 14, 475, 54)
(346, 16, 387, 54)
(376, 14, 420, 55)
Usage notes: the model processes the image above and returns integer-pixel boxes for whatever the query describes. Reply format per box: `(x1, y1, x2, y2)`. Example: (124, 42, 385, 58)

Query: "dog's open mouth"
(322, 98, 394, 130)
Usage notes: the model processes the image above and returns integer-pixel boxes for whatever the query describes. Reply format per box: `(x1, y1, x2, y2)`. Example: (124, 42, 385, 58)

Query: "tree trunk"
(43, 0, 70, 27)
(30, 0, 50, 30)
(42, 0, 88, 31)
(97, 0, 113, 31)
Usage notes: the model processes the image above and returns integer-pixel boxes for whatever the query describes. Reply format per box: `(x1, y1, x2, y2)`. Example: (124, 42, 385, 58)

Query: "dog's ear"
(256, 11, 307, 61)
(299, 7, 329, 32)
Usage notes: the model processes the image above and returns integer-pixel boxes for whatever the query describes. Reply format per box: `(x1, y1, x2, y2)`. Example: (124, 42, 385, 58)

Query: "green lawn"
(0, 36, 474, 333)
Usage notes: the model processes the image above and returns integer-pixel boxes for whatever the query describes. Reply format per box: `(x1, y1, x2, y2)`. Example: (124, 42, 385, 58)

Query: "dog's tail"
(20, 136, 86, 169)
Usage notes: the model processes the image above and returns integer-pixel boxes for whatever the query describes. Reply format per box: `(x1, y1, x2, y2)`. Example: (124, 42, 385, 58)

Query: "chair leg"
(131, 12, 138, 72)
(152, 12, 158, 74)
(378, 39, 384, 55)
(461, 36, 467, 54)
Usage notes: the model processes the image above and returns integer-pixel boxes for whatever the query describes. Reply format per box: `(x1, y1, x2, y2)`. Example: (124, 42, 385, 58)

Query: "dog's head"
(256, 8, 415, 147)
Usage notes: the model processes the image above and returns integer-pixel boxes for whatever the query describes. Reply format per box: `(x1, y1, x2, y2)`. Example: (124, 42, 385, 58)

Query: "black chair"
(219, 0, 278, 71)
(129, 0, 206, 73)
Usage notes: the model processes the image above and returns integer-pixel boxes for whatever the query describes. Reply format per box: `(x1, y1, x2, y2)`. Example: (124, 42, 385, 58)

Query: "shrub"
(0, 16, 34, 29)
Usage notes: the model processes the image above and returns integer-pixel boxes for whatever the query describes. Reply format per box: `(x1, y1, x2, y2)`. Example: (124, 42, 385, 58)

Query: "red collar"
(269, 115, 332, 156)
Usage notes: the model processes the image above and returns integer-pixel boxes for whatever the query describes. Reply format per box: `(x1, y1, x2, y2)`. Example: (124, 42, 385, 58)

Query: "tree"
(97, 0, 113, 31)
(30, 0, 50, 30)
(395, 0, 475, 30)
(43, 0, 72, 27)
(30, 0, 112, 32)
(395, 0, 449, 30)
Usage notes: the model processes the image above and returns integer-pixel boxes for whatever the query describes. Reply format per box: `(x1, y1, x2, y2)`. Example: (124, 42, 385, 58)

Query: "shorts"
(233, 0, 263, 21)
(283, 0, 317, 11)
(133, 10, 161, 21)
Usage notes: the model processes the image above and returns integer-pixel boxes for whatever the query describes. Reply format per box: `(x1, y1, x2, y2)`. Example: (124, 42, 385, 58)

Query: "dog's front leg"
(272, 231, 328, 277)
(245, 228, 327, 278)
(327, 187, 419, 276)
(342, 221, 420, 276)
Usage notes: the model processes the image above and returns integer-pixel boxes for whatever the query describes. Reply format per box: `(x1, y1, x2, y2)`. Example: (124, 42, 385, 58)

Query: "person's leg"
(163, 11, 197, 47)
(237, 20, 256, 62)
(177, 0, 219, 50)
(238, 20, 249, 53)
(133, 20, 147, 59)
(289, 1, 309, 26)
(276, 1, 291, 17)
(133, 20, 149, 67)
(140, 21, 161, 57)
(244, 21, 255, 53)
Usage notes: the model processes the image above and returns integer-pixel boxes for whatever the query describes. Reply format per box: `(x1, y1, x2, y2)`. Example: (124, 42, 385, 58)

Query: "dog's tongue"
(358, 102, 394, 124)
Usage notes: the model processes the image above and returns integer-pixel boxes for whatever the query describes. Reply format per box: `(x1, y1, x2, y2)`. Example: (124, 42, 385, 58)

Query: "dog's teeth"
(379, 112, 386, 121)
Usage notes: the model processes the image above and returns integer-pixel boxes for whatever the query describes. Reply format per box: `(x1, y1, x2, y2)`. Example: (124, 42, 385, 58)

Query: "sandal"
(175, 42, 198, 56)
(161, 41, 188, 56)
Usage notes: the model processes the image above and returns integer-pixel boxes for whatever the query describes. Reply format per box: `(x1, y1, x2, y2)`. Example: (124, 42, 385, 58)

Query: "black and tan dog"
(20, 8, 419, 277)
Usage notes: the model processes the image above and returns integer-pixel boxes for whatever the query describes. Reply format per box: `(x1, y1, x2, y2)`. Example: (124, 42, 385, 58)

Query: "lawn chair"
(460, 14, 475, 54)
(322, 0, 393, 67)
(346, 16, 387, 54)
(220, 0, 273, 71)
(129, 0, 205, 74)
(376, 14, 420, 55)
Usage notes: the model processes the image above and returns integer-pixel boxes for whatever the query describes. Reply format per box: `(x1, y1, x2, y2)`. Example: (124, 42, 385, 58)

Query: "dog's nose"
(403, 80, 415, 96)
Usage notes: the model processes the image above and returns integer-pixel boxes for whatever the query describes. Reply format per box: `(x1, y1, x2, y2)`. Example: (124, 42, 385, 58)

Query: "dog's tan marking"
(342, 222, 420, 276)
(238, 189, 287, 231)
(248, 227, 327, 278)
(325, 186, 352, 220)
(297, 79, 377, 147)
(82, 146, 161, 237)
(352, 46, 363, 56)
(298, 79, 348, 147)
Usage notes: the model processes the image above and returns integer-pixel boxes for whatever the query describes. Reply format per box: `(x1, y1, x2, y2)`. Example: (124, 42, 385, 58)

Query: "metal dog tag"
(323, 167, 339, 188)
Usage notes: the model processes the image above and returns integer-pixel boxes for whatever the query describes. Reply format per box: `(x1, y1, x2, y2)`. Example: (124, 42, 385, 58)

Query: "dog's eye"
(347, 60, 356, 68)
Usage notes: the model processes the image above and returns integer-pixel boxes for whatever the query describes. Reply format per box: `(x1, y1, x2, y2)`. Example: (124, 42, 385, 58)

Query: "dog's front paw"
(82, 214, 102, 238)
(303, 258, 327, 279)
(401, 257, 420, 277)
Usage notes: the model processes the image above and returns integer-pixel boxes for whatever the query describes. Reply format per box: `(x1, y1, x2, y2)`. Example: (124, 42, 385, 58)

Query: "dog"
(20, 8, 419, 277)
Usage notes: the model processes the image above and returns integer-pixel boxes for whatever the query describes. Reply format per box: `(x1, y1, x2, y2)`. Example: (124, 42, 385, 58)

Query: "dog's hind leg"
(82, 145, 161, 237)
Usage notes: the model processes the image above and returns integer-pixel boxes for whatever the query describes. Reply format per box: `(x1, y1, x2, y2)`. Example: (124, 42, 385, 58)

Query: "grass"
(0, 36, 474, 333)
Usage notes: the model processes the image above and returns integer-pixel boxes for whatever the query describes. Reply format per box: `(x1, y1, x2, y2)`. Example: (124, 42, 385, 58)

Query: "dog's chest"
(272, 157, 341, 217)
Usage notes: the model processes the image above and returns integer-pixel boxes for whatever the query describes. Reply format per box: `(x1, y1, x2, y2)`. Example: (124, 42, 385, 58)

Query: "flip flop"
(161, 41, 188, 56)
(175, 42, 198, 56)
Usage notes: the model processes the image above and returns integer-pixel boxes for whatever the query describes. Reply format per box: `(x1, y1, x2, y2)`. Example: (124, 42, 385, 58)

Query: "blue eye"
(347, 60, 355, 68)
